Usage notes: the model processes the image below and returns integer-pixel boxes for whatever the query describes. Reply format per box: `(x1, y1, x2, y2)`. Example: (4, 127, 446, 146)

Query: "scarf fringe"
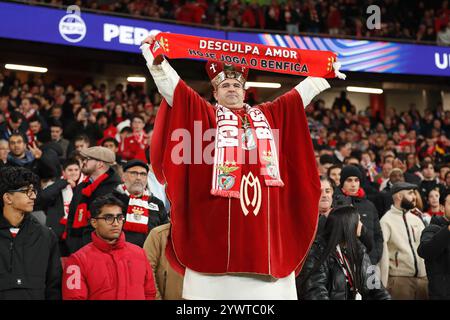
(210, 189, 240, 198)
(120, 184, 151, 234)
(265, 179, 285, 187)
(123, 221, 148, 234)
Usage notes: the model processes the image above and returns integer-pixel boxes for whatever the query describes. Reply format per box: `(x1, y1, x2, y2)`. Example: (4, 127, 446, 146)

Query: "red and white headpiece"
(205, 61, 249, 88)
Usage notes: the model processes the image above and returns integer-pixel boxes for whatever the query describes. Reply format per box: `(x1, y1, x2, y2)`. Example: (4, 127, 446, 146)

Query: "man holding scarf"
(141, 34, 338, 299)
(66, 146, 121, 254)
(112, 159, 169, 247)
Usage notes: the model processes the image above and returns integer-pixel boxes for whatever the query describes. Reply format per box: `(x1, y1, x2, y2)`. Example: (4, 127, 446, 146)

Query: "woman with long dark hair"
(297, 206, 391, 300)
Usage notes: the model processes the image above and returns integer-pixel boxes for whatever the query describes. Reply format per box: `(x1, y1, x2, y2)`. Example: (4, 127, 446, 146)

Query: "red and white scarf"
(72, 172, 110, 229)
(211, 104, 283, 198)
(59, 173, 86, 239)
(133, 131, 149, 147)
(148, 32, 344, 79)
(336, 245, 361, 300)
(119, 184, 151, 234)
(10, 227, 19, 238)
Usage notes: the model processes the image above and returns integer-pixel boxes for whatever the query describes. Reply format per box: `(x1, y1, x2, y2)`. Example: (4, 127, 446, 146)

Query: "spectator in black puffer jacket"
(418, 189, 450, 299)
(0, 166, 61, 299)
(334, 165, 384, 265)
(296, 206, 390, 300)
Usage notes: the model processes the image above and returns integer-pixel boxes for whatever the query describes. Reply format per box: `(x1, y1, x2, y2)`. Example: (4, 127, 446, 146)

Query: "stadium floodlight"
(245, 82, 281, 89)
(127, 76, 146, 83)
(346, 86, 383, 94)
(5, 64, 48, 73)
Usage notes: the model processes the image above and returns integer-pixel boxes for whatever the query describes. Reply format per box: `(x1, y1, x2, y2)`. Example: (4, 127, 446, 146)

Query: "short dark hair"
(96, 111, 109, 123)
(336, 141, 349, 151)
(28, 116, 41, 124)
(131, 114, 145, 123)
(9, 132, 27, 144)
(9, 111, 22, 123)
(90, 194, 124, 218)
(63, 157, 80, 170)
(327, 164, 342, 175)
(0, 167, 39, 208)
(439, 188, 450, 206)
(102, 137, 119, 148)
(74, 134, 90, 144)
(421, 160, 434, 170)
(50, 119, 63, 129)
(383, 154, 395, 163)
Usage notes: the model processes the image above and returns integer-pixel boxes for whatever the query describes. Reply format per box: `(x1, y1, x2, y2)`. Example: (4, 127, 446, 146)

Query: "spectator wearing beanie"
(334, 165, 384, 265)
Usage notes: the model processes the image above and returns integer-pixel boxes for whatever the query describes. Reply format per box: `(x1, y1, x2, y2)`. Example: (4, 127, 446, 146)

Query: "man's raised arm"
(295, 77, 330, 107)
(140, 35, 180, 106)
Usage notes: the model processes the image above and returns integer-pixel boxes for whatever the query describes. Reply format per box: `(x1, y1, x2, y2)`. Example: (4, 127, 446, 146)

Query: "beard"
(128, 182, 145, 195)
(81, 166, 95, 176)
(400, 198, 415, 211)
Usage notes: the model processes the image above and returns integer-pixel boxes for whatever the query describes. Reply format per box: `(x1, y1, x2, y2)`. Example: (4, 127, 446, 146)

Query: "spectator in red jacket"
(119, 115, 149, 160)
(62, 194, 157, 300)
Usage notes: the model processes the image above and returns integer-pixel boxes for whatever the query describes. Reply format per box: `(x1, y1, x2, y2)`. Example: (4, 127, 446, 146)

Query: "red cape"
(152, 81, 319, 278)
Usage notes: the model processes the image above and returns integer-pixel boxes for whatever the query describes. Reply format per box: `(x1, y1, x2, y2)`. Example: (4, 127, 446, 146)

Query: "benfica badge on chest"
(217, 161, 239, 190)
(132, 207, 144, 221)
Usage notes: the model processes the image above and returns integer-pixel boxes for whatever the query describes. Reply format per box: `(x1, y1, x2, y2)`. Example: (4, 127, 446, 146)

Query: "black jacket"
(112, 189, 169, 247)
(417, 215, 450, 299)
(66, 167, 121, 254)
(35, 179, 69, 239)
(334, 189, 384, 265)
(35, 178, 72, 256)
(297, 237, 391, 300)
(373, 183, 394, 219)
(0, 213, 62, 299)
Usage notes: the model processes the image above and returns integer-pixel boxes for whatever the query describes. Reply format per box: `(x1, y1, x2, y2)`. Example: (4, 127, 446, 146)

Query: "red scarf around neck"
(342, 187, 366, 199)
(72, 172, 109, 229)
(148, 32, 342, 78)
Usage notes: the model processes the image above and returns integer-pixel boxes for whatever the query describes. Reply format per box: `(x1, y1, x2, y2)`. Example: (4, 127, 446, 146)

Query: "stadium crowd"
(0, 61, 449, 300)
(30, 0, 450, 44)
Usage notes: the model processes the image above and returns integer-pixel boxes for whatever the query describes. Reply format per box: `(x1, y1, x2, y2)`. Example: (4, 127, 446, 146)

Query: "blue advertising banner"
(0, 1, 225, 53)
(227, 32, 450, 77)
(0, 2, 449, 77)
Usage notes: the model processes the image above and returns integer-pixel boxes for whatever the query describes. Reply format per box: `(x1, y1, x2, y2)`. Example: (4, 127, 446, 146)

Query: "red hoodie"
(62, 232, 156, 300)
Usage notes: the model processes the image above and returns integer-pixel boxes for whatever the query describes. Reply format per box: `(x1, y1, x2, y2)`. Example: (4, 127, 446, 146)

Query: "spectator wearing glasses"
(112, 160, 168, 247)
(0, 166, 62, 299)
(65, 146, 121, 254)
(62, 194, 157, 300)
